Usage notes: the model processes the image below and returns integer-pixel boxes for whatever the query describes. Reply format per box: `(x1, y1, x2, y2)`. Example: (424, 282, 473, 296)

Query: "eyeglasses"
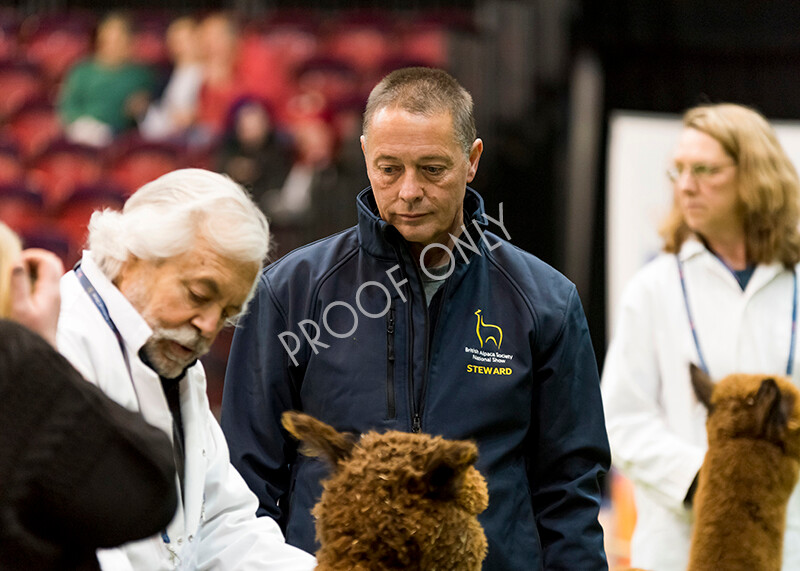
(666, 162, 736, 183)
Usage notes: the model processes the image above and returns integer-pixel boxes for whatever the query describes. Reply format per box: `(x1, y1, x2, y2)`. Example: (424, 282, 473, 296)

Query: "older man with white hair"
(57, 168, 315, 570)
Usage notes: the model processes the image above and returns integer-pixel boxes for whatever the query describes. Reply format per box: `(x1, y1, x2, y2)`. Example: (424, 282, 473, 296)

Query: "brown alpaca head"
(281, 411, 489, 570)
(687, 366, 800, 571)
(690, 364, 800, 458)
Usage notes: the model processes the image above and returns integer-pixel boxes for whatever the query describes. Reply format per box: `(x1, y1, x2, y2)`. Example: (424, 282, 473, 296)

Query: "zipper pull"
(412, 414, 421, 433)
(387, 309, 395, 360)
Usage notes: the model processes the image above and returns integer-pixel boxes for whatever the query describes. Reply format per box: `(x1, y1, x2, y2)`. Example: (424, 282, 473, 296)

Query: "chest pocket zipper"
(386, 306, 396, 419)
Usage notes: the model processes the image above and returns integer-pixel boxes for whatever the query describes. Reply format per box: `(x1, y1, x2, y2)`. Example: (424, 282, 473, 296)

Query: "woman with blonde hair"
(602, 103, 800, 570)
(660, 103, 800, 268)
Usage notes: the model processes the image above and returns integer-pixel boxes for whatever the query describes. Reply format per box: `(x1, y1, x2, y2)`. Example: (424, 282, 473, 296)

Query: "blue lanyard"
(677, 256, 798, 376)
(75, 265, 137, 388)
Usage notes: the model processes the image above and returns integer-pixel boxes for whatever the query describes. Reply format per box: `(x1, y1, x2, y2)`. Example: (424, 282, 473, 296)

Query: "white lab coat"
(602, 238, 800, 571)
(57, 251, 316, 571)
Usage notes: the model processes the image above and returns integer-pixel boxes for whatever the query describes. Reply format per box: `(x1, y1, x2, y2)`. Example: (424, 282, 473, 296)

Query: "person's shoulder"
(468, 235, 583, 335)
(493, 239, 565, 276)
(484, 235, 575, 298)
(263, 227, 359, 286)
(612, 251, 678, 314)
(131, 61, 154, 74)
(126, 62, 156, 82)
(628, 251, 678, 288)
(479, 240, 589, 349)
(57, 268, 111, 346)
(58, 270, 86, 322)
(66, 58, 94, 76)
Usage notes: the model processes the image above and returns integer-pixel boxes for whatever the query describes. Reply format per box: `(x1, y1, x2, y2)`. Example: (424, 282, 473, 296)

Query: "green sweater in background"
(58, 59, 155, 133)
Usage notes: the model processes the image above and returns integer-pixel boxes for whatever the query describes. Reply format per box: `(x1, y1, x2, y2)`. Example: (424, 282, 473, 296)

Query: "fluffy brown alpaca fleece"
(281, 411, 489, 571)
(687, 365, 800, 571)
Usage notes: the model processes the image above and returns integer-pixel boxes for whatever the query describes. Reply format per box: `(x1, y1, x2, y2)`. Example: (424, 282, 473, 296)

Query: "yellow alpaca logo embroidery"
(474, 310, 503, 348)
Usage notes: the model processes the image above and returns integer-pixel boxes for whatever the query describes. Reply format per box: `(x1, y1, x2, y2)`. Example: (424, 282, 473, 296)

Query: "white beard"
(124, 277, 212, 378)
(141, 325, 211, 379)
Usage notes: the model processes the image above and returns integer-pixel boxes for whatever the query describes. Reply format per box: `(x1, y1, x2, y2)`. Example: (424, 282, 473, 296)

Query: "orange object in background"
(600, 468, 637, 570)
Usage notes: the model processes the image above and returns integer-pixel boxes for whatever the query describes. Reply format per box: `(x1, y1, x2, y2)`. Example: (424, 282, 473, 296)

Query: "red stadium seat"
(22, 12, 94, 83)
(55, 183, 126, 258)
(238, 23, 319, 116)
(4, 99, 63, 159)
(183, 143, 218, 171)
(0, 181, 45, 234)
(0, 141, 24, 184)
(131, 17, 169, 66)
(27, 139, 103, 208)
(108, 138, 182, 194)
(0, 61, 45, 120)
(323, 13, 395, 79)
(19, 225, 72, 267)
(397, 23, 449, 68)
(294, 56, 359, 107)
(0, 10, 22, 60)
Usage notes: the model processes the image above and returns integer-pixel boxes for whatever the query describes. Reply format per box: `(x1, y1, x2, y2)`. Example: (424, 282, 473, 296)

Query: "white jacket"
(602, 238, 800, 571)
(57, 251, 316, 571)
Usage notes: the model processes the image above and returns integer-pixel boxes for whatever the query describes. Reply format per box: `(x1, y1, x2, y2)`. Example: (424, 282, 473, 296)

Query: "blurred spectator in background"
(261, 117, 337, 256)
(217, 96, 294, 211)
(330, 95, 370, 199)
(253, 108, 365, 258)
(58, 12, 155, 147)
(292, 56, 360, 114)
(195, 12, 246, 144)
(139, 16, 203, 144)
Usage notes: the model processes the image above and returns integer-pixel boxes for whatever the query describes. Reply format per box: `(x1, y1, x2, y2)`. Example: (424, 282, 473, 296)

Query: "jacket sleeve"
(601, 274, 705, 511)
(191, 408, 315, 570)
(529, 287, 610, 570)
(221, 273, 299, 526)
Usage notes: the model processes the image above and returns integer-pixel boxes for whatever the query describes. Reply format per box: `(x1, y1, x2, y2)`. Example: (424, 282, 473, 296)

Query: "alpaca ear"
(281, 411, 356, 468)
(411, 439, 479, 500)
(690, 363, 715, 411)
(755, 378, 794, 442)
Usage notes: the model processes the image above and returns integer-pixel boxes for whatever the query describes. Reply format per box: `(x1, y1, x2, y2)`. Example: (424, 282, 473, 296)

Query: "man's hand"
(9, 249, 64, 346)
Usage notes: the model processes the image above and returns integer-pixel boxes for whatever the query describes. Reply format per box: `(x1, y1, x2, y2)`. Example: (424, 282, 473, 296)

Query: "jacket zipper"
(386, 306, 396, 419)
(417, 276, 449, 431)
(390, 243, 423, 433)
(392, 241, 452, 434)
(405, 259, 422, 433)
(408, 254, 436, 434)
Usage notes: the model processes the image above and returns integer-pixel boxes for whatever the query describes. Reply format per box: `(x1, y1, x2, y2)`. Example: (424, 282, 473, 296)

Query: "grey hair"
(362, 67, 476, 156)
(88, 169, 269, 309)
